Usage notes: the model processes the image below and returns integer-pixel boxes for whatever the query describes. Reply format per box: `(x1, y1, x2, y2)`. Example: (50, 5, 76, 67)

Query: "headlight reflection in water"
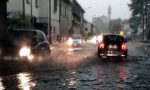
(17, 73, 36, 90)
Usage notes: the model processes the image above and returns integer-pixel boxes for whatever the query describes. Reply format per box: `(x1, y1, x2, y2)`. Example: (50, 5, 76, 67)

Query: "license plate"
(102, 56, 107, 59)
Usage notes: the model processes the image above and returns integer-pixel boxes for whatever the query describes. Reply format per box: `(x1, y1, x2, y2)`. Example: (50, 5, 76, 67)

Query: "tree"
(0, 0, 8, 36)
(129, 16, 141, 35)
(129, 0, 150, 40)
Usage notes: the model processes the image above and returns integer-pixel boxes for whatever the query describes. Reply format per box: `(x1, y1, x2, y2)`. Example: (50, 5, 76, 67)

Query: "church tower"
(108, 5, 111, 20)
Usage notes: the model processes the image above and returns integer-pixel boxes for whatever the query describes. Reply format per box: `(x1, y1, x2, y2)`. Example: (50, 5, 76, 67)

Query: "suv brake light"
(121, 43, 127, 51)
(99, 42, 105, 49)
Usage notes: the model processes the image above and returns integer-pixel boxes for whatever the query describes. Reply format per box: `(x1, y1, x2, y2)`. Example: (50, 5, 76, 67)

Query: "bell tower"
(108, 5, 111, 20)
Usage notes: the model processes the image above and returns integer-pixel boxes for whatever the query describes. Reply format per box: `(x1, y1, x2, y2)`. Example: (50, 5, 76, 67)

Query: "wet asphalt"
(0, 41, 150, 90)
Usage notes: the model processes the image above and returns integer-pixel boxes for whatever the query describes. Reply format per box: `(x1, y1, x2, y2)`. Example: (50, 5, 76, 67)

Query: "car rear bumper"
(98, 49, 127, 58)
(72, 43, 81, 47)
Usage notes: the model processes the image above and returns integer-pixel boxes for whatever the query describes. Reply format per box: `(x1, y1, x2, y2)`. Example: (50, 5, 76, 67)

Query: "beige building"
(7, 0, 40, 25)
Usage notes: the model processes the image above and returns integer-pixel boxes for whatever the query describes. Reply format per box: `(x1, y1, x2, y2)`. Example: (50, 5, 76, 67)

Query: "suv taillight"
(121, 43, 127, 51)
(99, 42, 105, 49)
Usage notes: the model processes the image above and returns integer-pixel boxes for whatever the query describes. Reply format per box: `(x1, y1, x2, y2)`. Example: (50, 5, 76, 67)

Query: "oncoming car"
(97, 34, 128, 60)
(0, 29, 51, 62)
(68, 34, 82, 47)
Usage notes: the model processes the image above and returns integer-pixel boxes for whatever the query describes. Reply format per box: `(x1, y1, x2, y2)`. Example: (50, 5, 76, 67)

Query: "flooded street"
(0, 42, 150, 90)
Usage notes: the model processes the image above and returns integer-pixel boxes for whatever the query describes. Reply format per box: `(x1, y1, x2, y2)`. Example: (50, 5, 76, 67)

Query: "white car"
(68, 34, 82, 47)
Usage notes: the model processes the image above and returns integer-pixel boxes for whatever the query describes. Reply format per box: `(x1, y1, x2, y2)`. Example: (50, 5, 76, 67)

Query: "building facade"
(71, 0, 85, 35)
(7, 0, 85, 42)
(39, 0, 60, 42)
(7, 0, 40, 27)
(59, 0, 72, 41)
(92, 16, 110, 34)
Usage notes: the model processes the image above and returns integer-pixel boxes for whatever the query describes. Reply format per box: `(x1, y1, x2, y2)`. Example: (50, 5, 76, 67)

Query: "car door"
(35, 31, 51, 55)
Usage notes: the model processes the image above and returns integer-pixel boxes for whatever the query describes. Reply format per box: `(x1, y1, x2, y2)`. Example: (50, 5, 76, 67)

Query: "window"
(54, 0, 57, 13)
(26, 0, 30, 4)
(35, 0, 39, 8)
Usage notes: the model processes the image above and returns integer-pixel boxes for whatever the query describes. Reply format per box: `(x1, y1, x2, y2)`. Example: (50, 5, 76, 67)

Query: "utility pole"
(22, 0, 25, 19)
(48, 0, 52, 43)
(30, 0, 33, 29)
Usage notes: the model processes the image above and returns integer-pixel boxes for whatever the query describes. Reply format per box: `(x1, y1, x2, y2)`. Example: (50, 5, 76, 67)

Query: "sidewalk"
(135, 40, 150, 47)
(134, 41, 150, 56)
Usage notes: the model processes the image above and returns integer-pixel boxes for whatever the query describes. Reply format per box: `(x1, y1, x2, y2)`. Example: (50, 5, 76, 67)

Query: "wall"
(39, 0, 60, 41)
(7, 0, 23, 14)
(7, 0, 39, 18)
(60, 1, 72, 38)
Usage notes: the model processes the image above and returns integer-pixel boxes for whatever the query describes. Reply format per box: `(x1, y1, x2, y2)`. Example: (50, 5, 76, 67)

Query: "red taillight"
(99, 42, 105, 49)
(121, 43, 127, 51)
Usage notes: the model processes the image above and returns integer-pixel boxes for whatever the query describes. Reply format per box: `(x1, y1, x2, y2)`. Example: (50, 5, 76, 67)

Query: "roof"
(72, 0, 85, 16)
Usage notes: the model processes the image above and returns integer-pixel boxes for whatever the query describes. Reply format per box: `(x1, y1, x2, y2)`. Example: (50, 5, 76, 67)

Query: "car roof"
(103, 34, 123, 38)
(10, 29, 42, 32)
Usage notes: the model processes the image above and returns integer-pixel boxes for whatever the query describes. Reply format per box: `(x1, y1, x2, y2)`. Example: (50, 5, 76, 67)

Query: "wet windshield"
(0, 0, 150, 90)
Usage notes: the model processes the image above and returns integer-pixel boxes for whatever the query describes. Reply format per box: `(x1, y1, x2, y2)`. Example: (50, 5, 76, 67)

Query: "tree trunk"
(0, 0, 7, 36)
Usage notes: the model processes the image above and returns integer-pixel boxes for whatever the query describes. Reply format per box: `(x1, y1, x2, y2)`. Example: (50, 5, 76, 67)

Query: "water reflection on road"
(17, 73, 36, 90)
(0, 77, 5, 90)
(96, 62, 129, 89)
(0, 73, 35, 90)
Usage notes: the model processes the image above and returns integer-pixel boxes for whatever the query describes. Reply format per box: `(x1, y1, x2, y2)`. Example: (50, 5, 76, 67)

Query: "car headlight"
(19, 47, 31, 57)
(68, 38, 73, 46)
(79, 40, 82, 44)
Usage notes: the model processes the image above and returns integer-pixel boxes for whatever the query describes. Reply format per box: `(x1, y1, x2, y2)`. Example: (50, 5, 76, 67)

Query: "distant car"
(68, 34, 82, 47)
(0, 29, 51, 62)
(97, 34, 128, 60)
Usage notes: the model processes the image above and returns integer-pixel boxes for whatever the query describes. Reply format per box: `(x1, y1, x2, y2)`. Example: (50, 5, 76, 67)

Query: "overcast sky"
(77, 0, 131, 22)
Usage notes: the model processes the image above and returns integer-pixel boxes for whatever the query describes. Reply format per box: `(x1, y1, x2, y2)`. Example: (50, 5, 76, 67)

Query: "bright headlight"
(68, 38, 73, 46)
(19, 47, 31, 57)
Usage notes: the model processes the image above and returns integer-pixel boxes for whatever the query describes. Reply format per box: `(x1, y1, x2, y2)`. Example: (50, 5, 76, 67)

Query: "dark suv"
(0, 29, 51, 61)
(97, 34, 128, 60)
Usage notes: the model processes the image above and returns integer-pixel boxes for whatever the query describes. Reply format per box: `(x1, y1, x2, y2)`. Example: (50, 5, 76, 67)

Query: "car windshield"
(72, 35, 81, 39)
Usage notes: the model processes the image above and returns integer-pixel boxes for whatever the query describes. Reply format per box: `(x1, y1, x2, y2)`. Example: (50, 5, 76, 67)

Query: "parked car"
(0, 29, 51, 62)
(68, 34, 82, 47)
(97, 34, 128, 60)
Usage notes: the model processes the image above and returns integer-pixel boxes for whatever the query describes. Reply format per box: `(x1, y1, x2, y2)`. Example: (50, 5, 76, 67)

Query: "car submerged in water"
(0, 29, 51, 62)
(97, 34, 128, 60)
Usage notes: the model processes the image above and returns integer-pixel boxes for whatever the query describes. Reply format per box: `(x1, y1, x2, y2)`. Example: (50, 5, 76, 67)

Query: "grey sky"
(77, 0, 131, 22)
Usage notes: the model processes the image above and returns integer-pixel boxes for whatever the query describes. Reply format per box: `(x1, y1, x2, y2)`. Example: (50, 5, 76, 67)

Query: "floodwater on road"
(0, 42, 150, 90)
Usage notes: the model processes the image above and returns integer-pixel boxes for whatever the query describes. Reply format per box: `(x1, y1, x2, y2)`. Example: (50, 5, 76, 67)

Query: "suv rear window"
(104, 35, 125, 43)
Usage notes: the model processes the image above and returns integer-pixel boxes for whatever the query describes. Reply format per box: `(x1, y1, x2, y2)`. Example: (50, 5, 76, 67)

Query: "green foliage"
(7, 14, 28, 28)
(129, 0, 150, 37)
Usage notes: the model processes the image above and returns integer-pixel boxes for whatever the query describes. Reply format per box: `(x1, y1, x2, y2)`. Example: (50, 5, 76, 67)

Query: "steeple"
(108, 5, 111, 20)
